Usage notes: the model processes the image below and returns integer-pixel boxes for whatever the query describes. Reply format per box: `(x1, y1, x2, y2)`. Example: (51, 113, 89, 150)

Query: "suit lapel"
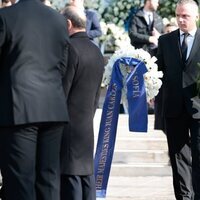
(186, 28, 200, 65)
(170, 30, 183, 64)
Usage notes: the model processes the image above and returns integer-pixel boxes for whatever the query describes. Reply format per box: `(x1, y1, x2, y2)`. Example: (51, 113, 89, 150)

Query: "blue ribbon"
(126, 60, 148, 132)
(95, 57, 148, 198)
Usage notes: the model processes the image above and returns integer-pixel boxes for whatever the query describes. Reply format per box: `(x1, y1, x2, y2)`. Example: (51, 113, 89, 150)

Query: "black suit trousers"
(165, 111, 200, 200)
(0, 122, 64, 200)
(60, 175, 96, 200)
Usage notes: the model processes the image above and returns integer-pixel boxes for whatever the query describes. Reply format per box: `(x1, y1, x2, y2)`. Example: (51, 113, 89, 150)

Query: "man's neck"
(11, 0, 19, 4)
(69, 29, 86, 36)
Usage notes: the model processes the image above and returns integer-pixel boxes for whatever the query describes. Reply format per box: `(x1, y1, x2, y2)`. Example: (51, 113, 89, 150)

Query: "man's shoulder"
(134, 7, 144, 17)
(85, 9, 99, 19)
(0, 1, 61, 19)
(70, 34, 99, 51)
(153, 11, 162, 18)
(160, 29, 178, 41)
(70, 34, 102, 55)
(0, 3, 16, 16)
(86, 9, 96, 14)
(153, 12, 163, 23)
(69, 34, 88, 51)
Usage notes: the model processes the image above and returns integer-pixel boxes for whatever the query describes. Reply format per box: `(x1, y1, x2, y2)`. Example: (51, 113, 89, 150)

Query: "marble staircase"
(94, 109, 171, 177)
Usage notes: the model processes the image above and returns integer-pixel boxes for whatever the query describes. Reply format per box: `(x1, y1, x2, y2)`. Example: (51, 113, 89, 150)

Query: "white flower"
(113, 17, 118, 23)
(100, 21, 108, 34)
(103, 46, 163, 102)
(113, 7, 119, 12)
(117, 2, 122, 7)
(114, 10, 119, 16)
(119, 5, 125, 10)
(99, 23, 130, 51)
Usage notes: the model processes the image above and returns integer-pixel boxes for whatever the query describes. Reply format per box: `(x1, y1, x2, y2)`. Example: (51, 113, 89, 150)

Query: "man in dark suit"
(0, 0, 69, 200)
(157, 0, 200, 199)
(60, 5, 104, 200)
(128, 0, 164, 57)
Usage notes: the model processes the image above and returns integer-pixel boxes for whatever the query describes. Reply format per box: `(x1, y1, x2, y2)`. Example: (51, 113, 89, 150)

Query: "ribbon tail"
(126, 61, 148, 132)
(94, 83, 122, 198)
(95, 60, 123, 198)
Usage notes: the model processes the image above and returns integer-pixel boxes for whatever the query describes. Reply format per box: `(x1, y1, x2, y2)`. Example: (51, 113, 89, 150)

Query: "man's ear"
(67, 19, 72, 30)
(10, 0, 16, 4)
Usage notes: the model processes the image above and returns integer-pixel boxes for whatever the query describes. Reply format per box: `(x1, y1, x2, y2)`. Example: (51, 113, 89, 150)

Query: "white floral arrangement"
(100, 22, 131, 52)
(84, 0, 106, 14)
(102, 45, 163, 102)
(51, 0, 67, 10)
(101, 0, 141, 27)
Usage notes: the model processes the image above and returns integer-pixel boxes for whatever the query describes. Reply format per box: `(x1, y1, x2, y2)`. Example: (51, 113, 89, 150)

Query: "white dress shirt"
(143, 10, 153, 25)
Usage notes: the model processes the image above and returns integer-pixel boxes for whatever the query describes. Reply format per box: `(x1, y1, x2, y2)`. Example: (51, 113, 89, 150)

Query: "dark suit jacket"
(157, 29, 200, 119)
(0, 0, 69, 126)
(61, 32, 104, 175)
(85, 9, 102, 40)
(128, 7, 164, 55)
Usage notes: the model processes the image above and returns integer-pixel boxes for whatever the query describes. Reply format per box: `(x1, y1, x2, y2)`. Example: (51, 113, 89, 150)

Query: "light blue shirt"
(180, 29, 196, 59)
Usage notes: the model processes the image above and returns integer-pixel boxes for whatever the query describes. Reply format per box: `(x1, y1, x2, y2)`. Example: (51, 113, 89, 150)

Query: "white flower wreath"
(102, 45, 163, 103)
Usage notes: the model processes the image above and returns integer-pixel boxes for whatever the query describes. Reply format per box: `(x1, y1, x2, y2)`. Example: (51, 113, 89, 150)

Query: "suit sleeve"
(128, 16, 150, 45)
(0, 14, 6, 56)
(156, 36, 165, 72)
(93, 81, 102, 114)
(86, 12, 102, 39)
(62, 44, 78, 98)
(93, 57, 104, 114)
(58, 40, 69, 77)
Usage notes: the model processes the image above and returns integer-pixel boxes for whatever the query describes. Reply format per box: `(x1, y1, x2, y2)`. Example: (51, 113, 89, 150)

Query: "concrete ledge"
(110, 163, 172, 176)
(112, 150, 169, 163)
(95, 137, 168, 150)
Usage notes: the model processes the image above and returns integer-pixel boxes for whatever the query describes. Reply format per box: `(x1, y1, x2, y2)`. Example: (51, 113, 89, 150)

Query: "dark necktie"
(181, 33, 189, 62)
(148, 14, 153, 31)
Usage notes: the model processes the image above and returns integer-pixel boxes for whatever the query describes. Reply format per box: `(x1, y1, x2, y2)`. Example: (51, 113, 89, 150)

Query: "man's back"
(60, 6, 104, 200)
(0, 0, 69, 125)
(61, 32, 104, 175)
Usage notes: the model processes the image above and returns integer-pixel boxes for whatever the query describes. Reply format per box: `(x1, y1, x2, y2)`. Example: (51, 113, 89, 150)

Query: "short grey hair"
(62, 6, 86, 29)
(176, 0, 199, 10)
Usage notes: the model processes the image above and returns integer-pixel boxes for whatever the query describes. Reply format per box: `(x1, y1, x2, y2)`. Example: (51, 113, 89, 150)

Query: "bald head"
(62, 5, 86, 35)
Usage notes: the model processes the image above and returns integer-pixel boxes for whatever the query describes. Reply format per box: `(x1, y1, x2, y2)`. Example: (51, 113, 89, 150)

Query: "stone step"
(110, 163, 172, 176)
(93, 109, 171, 177)
(95, 137, 168, 150)
(94, 109, 166, 137)
(112, 149, 169, 163)
(104, 176, 175, 200)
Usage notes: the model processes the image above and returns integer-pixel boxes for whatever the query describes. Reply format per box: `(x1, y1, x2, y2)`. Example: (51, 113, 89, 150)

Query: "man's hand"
(152, 28, 161, 38)
(149, 36, 158, 46)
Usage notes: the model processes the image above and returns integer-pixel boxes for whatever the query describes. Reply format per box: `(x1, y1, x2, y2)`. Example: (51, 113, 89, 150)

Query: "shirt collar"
(179, 28, 197, 37)
(143, 9, 153, 16)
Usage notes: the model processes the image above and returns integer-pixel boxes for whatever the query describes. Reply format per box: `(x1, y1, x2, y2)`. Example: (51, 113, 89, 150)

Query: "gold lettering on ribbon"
(96, 83, 117, 190)
(96, 175, 104, 189)
(132, 75, 140, 98)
